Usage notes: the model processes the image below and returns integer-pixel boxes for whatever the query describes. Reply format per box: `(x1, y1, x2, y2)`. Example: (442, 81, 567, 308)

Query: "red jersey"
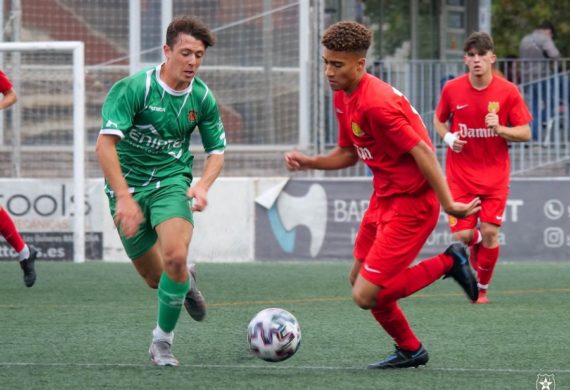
(435, 74, 531, 194)
(336, 73, 433, 197)
(0, 70, 12, 94)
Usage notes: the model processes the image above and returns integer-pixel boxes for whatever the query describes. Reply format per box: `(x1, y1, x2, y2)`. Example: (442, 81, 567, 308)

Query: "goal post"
(0, 41, 86, 263)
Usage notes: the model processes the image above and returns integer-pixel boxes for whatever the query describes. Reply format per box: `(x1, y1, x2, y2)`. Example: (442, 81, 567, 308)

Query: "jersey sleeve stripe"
(207, 149, 224, 155)
(100, 129, 124, 138)
(144, 69, 153, 106)
(201, 85, 210, 105)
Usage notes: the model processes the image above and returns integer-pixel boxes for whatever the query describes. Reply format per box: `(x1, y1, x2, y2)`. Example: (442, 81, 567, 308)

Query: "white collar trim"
(155, 63, 194, 96)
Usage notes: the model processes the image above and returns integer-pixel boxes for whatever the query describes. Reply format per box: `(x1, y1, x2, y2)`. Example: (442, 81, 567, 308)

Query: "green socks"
(157, 272, 190, 333)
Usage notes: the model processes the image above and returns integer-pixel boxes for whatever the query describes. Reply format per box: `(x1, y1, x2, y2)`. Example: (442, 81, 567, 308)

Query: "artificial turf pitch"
(0, 260, 568, 389)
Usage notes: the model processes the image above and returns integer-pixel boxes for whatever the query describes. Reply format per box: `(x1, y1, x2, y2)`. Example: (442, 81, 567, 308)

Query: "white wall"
(102, 177, 288, 263)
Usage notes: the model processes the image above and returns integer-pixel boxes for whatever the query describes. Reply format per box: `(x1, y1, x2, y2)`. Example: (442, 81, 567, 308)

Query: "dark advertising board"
(255, 178, 570, 261)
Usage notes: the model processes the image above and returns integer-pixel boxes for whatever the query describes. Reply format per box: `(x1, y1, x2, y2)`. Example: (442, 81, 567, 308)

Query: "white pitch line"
(0, 362, 568, 373)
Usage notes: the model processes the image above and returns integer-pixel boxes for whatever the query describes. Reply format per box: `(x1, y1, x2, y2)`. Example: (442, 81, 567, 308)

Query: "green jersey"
(100, 64, 226, 195)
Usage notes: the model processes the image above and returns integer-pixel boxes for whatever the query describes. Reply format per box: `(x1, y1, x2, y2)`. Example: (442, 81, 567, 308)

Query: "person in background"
(519, 20, 560, 139)
(0, 69, 37, 288)
(435, 32, 531, 304)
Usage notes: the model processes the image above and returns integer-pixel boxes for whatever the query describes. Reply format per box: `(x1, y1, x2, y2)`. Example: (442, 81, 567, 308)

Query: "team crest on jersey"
(188, 110, 198, 122)
(487, 101, 500, 113)
(352, 122, 365, 137)
(448, 215, 458, 227)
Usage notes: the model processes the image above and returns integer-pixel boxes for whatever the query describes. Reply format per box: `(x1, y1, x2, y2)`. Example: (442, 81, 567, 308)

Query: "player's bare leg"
(352, 274, 429, 369)
(136, 219, 192, 366)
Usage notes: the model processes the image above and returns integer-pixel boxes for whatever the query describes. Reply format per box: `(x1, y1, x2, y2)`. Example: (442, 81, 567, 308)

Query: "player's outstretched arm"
(284, 146, 358, 171)
(409, 140, 480, 218)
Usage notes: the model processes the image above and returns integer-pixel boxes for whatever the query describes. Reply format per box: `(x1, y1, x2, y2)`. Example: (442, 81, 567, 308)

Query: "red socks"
(371, 302, 420, 351)
(371, 254, 454, 351)
(476, 245, 500, 288)
(0, 208, 25, 252)
(376, 254, 453, 303)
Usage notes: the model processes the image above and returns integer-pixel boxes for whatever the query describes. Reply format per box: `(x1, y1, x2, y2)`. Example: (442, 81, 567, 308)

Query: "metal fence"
(323, 58, 570, 178)
(1, 0, 317, 179)
(2, 0, 569, 178)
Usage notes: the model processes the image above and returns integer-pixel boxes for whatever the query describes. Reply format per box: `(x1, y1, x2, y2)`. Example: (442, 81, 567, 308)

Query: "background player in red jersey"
(284, 21, 481, 369)
(0, 69, 37, 287)
(434, 32, 531, 304)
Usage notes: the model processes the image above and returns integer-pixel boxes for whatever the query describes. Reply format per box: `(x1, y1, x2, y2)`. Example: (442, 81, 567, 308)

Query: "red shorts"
(447, 187, 508, 232)
(355, 189, 440, 287)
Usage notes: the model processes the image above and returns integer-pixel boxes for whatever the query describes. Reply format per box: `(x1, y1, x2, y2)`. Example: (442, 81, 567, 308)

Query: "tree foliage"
(492, 0, 570, 57)
(363, 0, 570, 59)
(363, 0, 411, 58)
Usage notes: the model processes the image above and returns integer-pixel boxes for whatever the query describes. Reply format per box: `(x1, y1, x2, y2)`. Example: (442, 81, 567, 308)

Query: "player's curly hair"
(321, 21, 372, 53)
(463, 32, 494, 54)
(166, 15, 216, 48)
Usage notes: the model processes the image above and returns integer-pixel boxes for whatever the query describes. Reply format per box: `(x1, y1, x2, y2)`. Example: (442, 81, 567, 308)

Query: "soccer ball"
(247, 308, 301, 362)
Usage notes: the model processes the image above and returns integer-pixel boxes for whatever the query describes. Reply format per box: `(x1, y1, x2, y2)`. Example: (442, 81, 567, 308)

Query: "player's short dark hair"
(321, 21, 372, 54)
(538, 20, 556, 39)
(463, 32, 494, 54)
(166, 16, 216, 49)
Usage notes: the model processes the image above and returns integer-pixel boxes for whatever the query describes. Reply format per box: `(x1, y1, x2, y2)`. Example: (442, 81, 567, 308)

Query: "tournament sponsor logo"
(458, 123, 499, 138)
(148, 105, 166, 112)
(352, 122, 365, 137)
(487, 101, 500, 113)
(355, 145, 373, 160)
(127, 124, 183, 153)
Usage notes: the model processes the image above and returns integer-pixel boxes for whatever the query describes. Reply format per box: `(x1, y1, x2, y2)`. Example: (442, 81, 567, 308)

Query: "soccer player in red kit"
(284, 21, 481, 369)
(0, 69, 38, 287)
(434, 32, 531, 304)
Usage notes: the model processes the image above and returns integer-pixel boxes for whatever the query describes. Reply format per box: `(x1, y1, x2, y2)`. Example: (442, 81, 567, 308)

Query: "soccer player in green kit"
(95, 16, 225, 367)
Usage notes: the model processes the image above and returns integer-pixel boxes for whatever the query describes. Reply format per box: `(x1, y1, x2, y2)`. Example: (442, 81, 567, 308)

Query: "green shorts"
(108, 180, 194, 260)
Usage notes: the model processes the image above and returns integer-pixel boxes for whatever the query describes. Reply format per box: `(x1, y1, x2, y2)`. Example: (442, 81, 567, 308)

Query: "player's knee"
(163, 258, 187, 277)
(162, 247, 188, 278)
(480, 226, 499, 243)
(162, 246, 187, 265)
(352, 289, 375, 310)
(452, 230, 472, 244)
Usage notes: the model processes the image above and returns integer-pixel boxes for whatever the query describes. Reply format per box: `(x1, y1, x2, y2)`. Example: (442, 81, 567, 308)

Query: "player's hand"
(114, 194, 143, 238)
(485, 112, 500, 133)
(443, 132, 467, 153)
(188, 185, 208, 212)
(451, 137, 467, 153)
(284, 150, 310, 171)
(444, 197, 481, 218)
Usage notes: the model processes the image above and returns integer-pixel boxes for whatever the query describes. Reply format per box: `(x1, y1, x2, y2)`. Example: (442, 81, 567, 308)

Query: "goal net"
(0, 41, 87, 263)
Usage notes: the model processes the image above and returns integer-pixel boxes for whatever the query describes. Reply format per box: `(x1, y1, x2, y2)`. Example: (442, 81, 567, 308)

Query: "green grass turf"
(0, 261, 568, 389)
